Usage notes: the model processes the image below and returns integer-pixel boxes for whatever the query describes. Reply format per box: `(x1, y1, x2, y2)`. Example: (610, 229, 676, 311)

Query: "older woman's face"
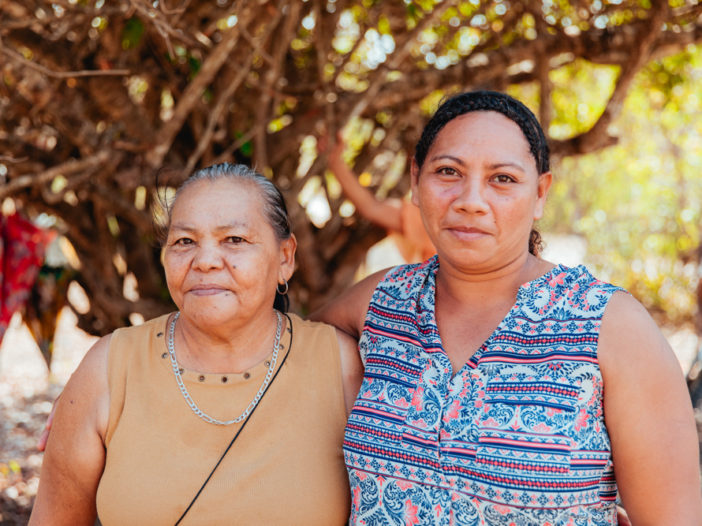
(163, 178, 294, 330)
(411, 111, 551, 273)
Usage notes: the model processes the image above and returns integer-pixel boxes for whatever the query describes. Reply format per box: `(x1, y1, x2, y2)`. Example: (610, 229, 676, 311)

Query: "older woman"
(29, 164, 362, 525)
(315, 91, 702, 525)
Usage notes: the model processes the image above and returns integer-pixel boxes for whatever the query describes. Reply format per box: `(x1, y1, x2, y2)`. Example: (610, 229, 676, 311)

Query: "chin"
(181, 302, 239, 325)
(440, 249, 496, 272)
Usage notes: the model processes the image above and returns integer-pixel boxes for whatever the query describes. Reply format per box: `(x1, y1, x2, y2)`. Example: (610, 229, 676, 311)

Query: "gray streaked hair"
(169, 163, 292, 242)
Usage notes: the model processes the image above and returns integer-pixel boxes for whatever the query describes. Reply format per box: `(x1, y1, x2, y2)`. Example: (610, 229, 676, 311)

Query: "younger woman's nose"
(452, 179, 489, 214)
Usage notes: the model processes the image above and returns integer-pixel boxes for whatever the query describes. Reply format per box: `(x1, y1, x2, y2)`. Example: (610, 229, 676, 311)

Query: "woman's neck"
(173, 310, 283, 374)
(436, 252, 553, 310)
(433, 253, 556, 372)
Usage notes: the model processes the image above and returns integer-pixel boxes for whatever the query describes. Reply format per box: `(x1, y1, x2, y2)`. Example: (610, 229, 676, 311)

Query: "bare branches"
(0, 152, 110, 200)
(552, 3, 669, 157)
(0, 44, 130, 78)
(182, 6, 283, 176)
(145, 4, 255, 168)
(252, 1, 303, 170)
(347, 1, 457, 120)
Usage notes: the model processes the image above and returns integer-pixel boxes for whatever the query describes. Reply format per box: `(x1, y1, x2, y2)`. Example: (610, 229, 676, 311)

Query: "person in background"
(314, 90, 702, 525)
(30, 164, 363, 525)
(323, 131, 435, 264)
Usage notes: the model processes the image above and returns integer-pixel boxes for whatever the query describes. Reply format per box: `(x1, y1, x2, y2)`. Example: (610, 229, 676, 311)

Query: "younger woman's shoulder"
(555, 264, 625, 311)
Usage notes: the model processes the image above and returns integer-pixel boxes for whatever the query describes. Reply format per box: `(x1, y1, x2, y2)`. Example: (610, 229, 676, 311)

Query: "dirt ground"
(1, 308, 701, 524)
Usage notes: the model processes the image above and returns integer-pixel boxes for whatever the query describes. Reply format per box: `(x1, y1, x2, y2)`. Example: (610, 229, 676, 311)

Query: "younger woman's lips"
(447, 226, 490, 240)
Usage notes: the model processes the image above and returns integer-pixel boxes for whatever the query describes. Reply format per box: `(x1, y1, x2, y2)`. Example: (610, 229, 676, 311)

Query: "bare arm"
(336, 329, 364, 415)
(599, 292, 702, 525)
(310, 268, 388, 339)
(29, 336, 111, 526)
(324, 133, 404, 233)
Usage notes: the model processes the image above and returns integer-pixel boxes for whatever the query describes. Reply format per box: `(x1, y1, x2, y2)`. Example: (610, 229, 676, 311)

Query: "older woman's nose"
(192, 242, 224, 270)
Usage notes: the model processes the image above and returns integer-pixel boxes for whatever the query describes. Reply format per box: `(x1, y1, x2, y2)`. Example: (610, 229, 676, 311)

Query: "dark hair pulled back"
(414, 90, 550, 256)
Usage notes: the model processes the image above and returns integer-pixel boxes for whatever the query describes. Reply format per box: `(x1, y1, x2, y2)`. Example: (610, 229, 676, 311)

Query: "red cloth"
(0, 213, 52, 344)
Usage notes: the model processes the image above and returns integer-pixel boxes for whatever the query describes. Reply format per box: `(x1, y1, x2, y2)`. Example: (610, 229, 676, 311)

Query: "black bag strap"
(174, 313, 294, 526)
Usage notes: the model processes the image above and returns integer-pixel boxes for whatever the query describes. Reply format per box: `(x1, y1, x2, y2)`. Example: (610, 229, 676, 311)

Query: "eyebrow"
(428, 154, 527, 173)
(169, 221, 250, 232)
(428, 154, 466, 166)
(488, 162, 527, 172)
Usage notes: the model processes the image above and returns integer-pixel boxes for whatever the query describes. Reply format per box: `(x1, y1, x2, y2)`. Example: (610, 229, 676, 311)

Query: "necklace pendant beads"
(167, 311, 282, 425)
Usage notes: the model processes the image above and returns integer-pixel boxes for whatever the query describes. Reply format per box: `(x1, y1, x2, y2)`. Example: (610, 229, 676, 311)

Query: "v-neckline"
(420, 258, 571, 378)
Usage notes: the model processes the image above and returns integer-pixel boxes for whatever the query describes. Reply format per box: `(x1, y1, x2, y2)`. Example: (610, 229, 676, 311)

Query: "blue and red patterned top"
(344, 257, 622, 525)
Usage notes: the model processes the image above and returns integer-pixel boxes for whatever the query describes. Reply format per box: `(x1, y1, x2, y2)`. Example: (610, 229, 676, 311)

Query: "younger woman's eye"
(493, 174, 515, 183)
(437, 166, 458, 176)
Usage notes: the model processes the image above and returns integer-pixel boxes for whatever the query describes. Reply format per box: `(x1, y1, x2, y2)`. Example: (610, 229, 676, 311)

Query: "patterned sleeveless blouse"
(344, 257, 622, 525)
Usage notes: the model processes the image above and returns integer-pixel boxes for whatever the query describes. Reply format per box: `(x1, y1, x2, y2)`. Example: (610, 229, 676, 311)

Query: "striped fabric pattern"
(344, 257, 621, 525)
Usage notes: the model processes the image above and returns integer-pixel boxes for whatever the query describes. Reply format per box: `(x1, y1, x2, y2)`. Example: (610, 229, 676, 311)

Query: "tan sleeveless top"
(96, 313, 350, 525)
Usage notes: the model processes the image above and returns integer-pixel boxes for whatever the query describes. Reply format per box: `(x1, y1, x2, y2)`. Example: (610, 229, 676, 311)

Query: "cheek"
(162, 253, 190, 293)
(163, 253, 185, 278)
(229, 252, 278, 286)
(497, 194, 538, 227)
(417, 184, 451, 216)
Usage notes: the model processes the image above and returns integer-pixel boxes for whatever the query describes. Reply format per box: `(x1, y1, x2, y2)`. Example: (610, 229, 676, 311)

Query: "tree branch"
(253, 1, 302, 170)
(551, 3, 668, 157)
(0, 45, 130, 78)
(181, 10, 282, 176)
(347, 0, 458, 120)
(145, 2, 254, 168)
(0, 152, 110, 200)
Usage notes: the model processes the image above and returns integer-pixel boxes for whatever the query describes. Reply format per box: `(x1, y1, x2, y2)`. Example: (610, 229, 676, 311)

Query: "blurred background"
(1, 1, 701, 522)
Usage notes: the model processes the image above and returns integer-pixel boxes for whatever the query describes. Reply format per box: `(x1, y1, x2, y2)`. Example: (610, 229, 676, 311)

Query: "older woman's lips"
(188, 285, 228, 295)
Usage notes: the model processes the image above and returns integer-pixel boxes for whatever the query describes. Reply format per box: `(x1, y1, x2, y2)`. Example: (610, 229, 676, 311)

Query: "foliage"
(541, 45, 702, 325)
(1, 0, 701, 336)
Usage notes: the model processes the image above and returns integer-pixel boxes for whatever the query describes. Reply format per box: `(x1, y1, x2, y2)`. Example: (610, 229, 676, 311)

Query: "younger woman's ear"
(533, 171, 552, 220)
(410, 159, 420, 207)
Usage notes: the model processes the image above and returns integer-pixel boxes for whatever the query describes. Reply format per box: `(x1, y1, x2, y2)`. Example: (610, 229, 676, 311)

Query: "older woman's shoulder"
(108, 313, 172, 345)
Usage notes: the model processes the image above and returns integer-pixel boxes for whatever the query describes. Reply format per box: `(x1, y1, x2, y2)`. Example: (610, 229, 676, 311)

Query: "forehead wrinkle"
(169, 220, 251, 233)
(213, 221, 251, 233)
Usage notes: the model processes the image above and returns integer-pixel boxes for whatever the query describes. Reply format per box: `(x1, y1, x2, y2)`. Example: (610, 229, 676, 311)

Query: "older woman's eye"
(226, 236, 244, 244)
(173, 237, 194, 246)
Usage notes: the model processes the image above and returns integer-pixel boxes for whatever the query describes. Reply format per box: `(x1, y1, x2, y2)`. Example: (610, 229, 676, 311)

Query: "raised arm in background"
(322, 132, 404, 234)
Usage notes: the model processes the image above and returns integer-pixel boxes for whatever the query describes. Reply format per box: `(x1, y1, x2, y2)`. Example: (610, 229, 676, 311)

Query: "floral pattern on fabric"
(345, 256, 622, 525)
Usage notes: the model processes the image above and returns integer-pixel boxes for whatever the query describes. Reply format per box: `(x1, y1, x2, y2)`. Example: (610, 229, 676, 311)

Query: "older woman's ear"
(279, 233, 297, 282)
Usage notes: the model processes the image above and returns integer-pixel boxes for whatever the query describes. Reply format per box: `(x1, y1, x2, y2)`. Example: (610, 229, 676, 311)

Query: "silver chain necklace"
(167, 311, 282, 426)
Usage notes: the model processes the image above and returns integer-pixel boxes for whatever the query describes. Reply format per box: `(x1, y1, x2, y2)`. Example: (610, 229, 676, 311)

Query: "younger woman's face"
(411, 111, 551, 274)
